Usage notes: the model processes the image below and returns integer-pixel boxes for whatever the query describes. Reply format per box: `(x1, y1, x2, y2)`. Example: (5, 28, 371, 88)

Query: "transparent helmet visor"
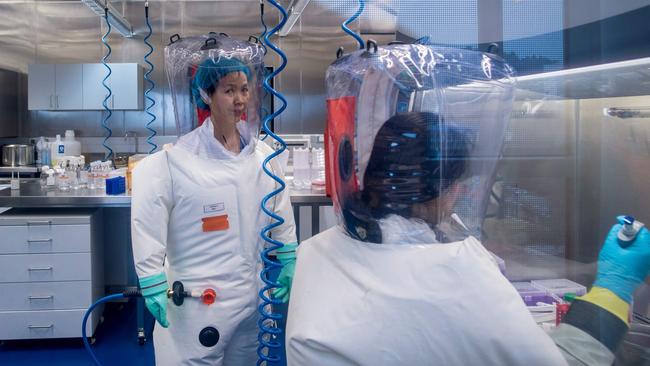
(164, 34, 264, 145)
(325, 44, 516, 244)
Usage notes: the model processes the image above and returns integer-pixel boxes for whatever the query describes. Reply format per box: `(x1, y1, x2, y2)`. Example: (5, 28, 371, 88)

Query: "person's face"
(210, 71, 249, 124)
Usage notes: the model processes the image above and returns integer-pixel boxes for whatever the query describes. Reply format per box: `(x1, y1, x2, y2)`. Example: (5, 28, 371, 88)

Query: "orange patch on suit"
(202, 215, 230, 232)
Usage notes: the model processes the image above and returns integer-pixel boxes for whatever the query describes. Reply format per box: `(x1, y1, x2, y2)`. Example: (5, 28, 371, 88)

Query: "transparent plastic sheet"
(325, 44, 515, 244)
(164, 33, 265, 141)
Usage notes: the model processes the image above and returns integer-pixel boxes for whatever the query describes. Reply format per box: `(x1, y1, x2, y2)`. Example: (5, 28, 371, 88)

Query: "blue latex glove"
(139, 272, 170, 328)
(593, 219, 650, 303)
(274, 243, 298, 303)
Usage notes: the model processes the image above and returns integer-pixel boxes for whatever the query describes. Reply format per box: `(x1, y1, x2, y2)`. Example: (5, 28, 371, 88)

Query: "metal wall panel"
(0, 0, 378, 138)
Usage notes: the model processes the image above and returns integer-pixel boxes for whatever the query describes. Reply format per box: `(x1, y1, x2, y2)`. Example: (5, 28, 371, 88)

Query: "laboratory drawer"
(0, 309, 94, 340)
(0, 253, 91, 283)
(0, 224, 91, 254)
(0, 281, 92, 311)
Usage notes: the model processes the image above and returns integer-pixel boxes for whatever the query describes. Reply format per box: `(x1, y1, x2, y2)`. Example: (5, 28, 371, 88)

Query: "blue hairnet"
(191, 57, 252, 110)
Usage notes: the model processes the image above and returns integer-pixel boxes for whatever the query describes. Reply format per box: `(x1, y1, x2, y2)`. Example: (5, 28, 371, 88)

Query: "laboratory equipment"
(324, 42, 514, 243)
(82, 280, 216, 366)
(512, 281, 556, 306)
(310, 147, 325, 185)
(105, 176, 125, 195)
(292, 147, 310, 188)
(143, 1, 157, 154)
(341, 0, 364, 50)
(10, 171, 19, 190)
(617, 215, 645, 247)
(50, 134, 63, 166)
(36, 137, 49, 166)
(531, 279, 587, 298)
(2, 144, 34, 166)
(258, 1, 292, 364)
(101, 5, 114, 161)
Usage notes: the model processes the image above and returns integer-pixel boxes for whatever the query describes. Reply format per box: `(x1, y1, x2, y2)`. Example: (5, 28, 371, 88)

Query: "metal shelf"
(0, 166, 40, 174)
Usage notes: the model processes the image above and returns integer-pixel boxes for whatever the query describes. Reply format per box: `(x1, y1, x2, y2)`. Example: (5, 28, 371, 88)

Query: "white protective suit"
(286, 224, 570, 366)
(132, 118, 296, 365)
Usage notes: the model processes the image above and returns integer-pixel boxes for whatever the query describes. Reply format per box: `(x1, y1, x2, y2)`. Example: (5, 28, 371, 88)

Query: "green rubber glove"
(139, 272, 170, 328)
(593, 218, 650, 303)
(274, 243, 298, 303)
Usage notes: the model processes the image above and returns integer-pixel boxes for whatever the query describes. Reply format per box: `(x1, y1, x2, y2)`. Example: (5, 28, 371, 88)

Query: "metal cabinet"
(110, 63, 144, 110)
(0, 209, 103, 340)
(82, 63, 144, 110)
(27, 64, 83, 110)
(29, 63, 143, 111)
(27, 64, 55, 110)
(81, 64, 108, 110)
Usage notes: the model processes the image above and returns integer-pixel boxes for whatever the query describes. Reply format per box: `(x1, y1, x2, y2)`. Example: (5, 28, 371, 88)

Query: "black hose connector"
(171, 281, 190, 306)
(122, 288, 142, 298)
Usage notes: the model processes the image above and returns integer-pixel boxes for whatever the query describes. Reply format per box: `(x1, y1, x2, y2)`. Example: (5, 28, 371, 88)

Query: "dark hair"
(362, 112, 470, 219)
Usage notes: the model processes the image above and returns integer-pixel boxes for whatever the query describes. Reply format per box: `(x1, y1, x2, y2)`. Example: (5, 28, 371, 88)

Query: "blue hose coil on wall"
(257, 1, 289, 364)
(342, 0, 365, 50)
(101, 7, 114, 161)
(144, 2, 158, 154)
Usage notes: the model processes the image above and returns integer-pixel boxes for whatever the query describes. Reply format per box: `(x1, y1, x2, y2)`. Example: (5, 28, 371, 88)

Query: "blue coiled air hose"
(342, 0, 365, 50)
(101, 7, 114, 161)
(143, 1, 157, 154)
(257, 1, 289, 364)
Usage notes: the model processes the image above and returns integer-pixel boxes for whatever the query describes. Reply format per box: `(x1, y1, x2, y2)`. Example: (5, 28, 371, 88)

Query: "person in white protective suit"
(286, 44, 650, 366)
(131, 34, 297, 366)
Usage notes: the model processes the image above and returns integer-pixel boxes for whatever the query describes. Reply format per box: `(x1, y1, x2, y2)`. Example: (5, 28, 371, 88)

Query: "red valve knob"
(202, 288, 216, 305)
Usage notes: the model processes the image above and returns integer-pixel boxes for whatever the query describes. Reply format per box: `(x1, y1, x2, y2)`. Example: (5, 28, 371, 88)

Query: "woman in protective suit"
(131, 34, 297, 365)
(286, 44, 650, 366)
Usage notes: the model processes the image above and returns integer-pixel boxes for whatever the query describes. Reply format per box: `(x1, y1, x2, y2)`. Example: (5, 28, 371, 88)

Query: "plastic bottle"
(51, 134, 64, 166)
(42, 140, 51, 167)
(36, 137, 48, 166)
(63, 130, 82, 157)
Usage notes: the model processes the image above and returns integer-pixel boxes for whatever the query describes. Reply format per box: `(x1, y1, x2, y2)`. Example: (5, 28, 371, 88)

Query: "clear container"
(45, 168, 56, 190)
(293, 147, 311, 189)
(512, 281, 556, 306)
(531, 279, 587, 297)
(39, 165, 50, 188)
(56, 167, 70, 192)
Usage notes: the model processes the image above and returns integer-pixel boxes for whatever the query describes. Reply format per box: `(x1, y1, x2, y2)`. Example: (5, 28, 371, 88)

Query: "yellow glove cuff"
(579, 287, 630, 325)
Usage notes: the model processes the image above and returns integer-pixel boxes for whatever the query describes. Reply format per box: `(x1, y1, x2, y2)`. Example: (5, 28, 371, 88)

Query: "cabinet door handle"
(28, 295, 54, 300)
(28, 266, 53, 271)
(28, 324, 53, 329)
(27, 239, 53, 244)
(55, 95, 59, 109)
(111, 94, 114, 109)
(49, 95, 54, 108)
(27, 220, 52, 225)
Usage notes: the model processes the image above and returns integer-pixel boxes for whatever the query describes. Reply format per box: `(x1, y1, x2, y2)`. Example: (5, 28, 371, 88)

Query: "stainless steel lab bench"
(0, 179, 333, 235)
